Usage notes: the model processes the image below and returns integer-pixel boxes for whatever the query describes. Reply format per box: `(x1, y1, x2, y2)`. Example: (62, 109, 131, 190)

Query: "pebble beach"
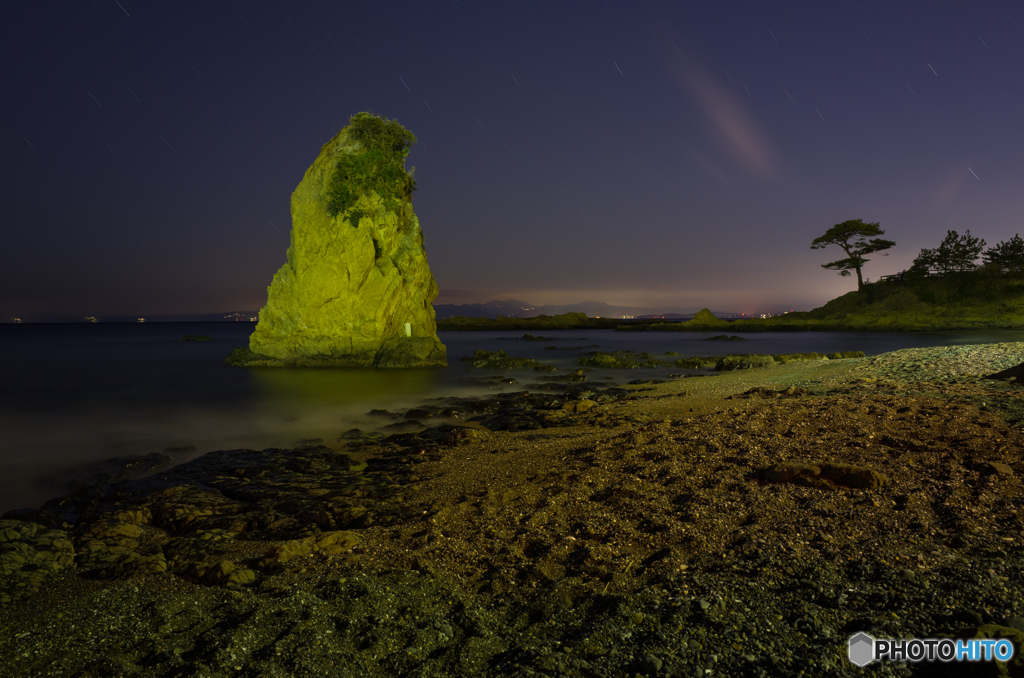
(4, 343, 1024, 677)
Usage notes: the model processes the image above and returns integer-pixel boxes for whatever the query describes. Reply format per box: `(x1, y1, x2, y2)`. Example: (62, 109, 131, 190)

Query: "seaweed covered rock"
(0, 520, 75, 605)
(578, 351, 668, 369)
(247, 112, 446, 368)
(715, 354, 776, 371)
(468, 350, 542, 370)
(675, 356, 721, 369)
(771, 352, 825, 364)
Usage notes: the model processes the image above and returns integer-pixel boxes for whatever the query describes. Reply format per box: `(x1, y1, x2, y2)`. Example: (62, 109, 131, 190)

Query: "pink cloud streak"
(675, 57, 775, 177)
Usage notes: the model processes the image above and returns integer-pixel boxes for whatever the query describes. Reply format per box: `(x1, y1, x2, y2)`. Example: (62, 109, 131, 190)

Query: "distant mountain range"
(432, 299, 743, 320)
(6, 302, 751, 323)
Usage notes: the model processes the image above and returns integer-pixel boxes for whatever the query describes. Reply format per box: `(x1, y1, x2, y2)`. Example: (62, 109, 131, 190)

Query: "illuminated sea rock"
(245, 113, 446, 368)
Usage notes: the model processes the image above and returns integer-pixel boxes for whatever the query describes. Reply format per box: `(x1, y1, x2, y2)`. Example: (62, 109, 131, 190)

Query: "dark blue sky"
(3, 0, 1023, 317)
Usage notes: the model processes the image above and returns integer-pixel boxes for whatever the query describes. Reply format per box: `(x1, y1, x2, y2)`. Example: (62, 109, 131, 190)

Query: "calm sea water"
(3, 322, 1023, 513)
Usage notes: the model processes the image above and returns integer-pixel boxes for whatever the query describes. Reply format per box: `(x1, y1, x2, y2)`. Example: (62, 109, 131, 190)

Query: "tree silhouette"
(811, 219, 896, 289)
(913, 230, 986, 274)
(983, 234, 1024, 272)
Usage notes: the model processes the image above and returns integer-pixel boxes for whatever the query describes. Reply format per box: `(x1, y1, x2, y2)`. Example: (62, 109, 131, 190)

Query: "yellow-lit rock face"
(250, 122, 446, 367)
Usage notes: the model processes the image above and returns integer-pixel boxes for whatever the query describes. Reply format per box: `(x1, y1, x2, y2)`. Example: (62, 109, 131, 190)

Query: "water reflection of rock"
(250, 367, 439, 407)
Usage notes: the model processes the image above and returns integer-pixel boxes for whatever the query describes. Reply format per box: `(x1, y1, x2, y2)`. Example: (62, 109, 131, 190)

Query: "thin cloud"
(673, 55, 775, 177)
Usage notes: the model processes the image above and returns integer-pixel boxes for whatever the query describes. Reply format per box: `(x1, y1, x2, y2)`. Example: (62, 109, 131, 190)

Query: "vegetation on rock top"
(325, 112, 417, 221)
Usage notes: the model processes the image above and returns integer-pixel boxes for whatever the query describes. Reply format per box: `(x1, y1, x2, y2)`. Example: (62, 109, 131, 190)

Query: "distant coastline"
(3, 313, 260, 324)
(441, 270, 1024, 333)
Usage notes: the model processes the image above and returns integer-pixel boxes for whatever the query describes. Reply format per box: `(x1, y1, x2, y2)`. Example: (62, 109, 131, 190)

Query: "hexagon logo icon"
(848, 632, 875, 667)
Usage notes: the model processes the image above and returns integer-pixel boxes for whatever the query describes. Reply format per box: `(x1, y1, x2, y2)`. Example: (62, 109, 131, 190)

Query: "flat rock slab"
(763, 461, 888, 490)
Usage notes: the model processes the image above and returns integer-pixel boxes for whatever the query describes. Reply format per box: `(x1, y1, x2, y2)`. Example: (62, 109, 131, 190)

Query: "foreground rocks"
(4, 349, 1024, 676)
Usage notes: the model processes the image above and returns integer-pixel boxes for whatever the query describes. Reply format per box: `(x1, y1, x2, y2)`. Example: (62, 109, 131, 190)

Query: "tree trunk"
(855, 266, 864, 289)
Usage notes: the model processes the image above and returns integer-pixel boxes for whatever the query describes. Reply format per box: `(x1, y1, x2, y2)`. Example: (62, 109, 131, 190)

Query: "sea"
(3, 322, 1024, 514)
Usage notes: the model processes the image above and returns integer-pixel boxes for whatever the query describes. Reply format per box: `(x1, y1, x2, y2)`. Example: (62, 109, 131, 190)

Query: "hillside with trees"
(745, 230, 1024, 331)
(628, 229, 1024, 332)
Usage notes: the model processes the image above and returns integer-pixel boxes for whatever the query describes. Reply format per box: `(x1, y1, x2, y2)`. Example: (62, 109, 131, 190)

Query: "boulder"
(826, 351, 866, 360)
(716, 354, 776, 371)
(763, 461, 888, 490)
(247, 113, 446, 368)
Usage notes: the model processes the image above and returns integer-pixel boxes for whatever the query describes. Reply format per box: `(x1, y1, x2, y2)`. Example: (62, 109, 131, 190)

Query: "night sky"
(4, 1, 1024, 318)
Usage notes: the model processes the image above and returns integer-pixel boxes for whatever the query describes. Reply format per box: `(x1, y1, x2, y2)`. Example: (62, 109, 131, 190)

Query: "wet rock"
(640, 653, 662, 674)
(542, 369, 588, 382)
(470, 350, 541, 370)
(380, 420, 425, 432)
(716, 354, 777, 371)
(0, 520, 75, 605)
(474, 412, 545, 431)
(562, 400, 597, 413)
(338, 428, 386, 448)
(826, 351, 865, 359)
(1004, 617, 1024, 632)
(985, 462, 1015, 476)
(75, 517, 168, 579)
(987, 361, 1024, 380)
(771, 352, 825, 364)
(164, 530, 238, 572)
(58, 452, 174, 491)
(259, 531, 362, 570)
(674, 356, 720, 369)
(737, 386, 808, 399)
(189, 560, 257, 588)
(578, 351, 668, 369)
(763, 461, 888, 490)
(383, 424, 489, 449)
(704, 335, 747, 341)
(366, 409, 402, 420)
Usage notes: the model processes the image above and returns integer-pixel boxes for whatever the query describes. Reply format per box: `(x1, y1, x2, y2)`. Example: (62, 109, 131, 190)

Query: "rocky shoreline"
(4, 345, 1024, 677)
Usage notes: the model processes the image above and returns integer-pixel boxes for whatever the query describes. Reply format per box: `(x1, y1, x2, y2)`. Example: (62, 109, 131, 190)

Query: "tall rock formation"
(247, 113, 446, 367)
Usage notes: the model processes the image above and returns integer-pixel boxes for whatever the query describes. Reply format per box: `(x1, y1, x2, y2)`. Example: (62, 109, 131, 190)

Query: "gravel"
(3, 343, 1024, 677)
